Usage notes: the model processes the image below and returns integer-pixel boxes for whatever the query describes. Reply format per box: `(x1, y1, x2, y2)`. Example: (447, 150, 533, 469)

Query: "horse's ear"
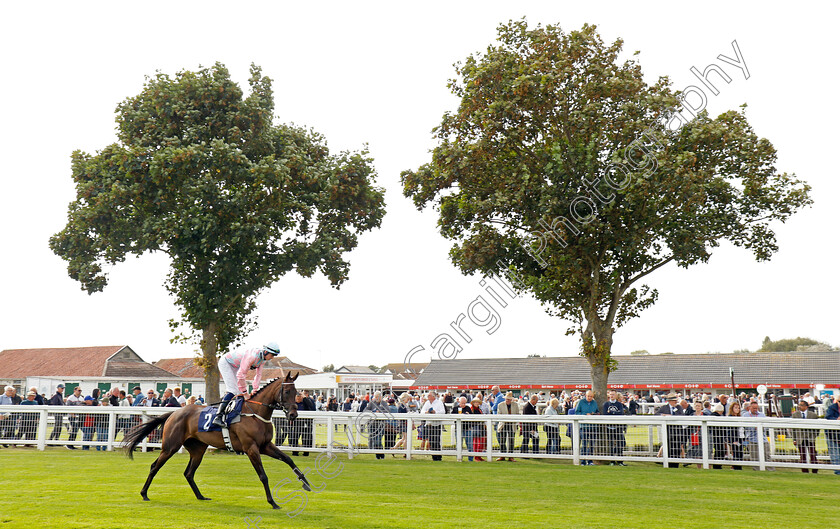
(291, 372, 299, 381)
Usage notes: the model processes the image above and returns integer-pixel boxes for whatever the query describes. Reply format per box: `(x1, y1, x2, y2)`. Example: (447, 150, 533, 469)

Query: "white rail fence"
(1, 406, 838, 472)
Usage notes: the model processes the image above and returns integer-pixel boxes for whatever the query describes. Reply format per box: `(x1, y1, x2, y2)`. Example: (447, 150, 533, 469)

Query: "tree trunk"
(202, 321, 221, 403)
(581, 317, 615, 408)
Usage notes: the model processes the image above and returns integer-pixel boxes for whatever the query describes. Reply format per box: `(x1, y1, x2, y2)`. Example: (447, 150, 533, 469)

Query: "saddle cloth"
(198, 397, 245, 432)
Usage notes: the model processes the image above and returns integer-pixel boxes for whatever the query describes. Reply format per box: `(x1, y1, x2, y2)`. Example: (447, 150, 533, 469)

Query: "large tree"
(402, 21, 811, 404)
(51, 63, 385, 401)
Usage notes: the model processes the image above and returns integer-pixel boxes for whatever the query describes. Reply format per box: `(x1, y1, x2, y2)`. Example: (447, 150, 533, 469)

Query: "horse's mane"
(250, 376, 286, 400)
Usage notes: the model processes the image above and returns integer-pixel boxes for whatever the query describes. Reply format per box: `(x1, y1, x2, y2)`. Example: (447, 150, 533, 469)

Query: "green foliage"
(322, 364, 336, 373)
(50, 63, 385, 377)
(629, 350, 649, 355)
(401, 20, 811, 397)
(758, 337, 833, 352)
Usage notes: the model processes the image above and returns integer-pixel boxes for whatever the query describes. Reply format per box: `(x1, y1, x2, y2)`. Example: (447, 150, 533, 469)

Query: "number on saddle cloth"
(198, 396, 246, 432)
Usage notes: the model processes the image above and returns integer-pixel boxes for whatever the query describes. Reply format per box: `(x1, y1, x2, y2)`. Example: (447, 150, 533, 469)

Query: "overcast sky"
(1, 2, 836, 371)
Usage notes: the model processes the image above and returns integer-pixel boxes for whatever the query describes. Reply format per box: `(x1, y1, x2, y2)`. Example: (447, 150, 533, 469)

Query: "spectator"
(29, 387, 45, 406)
(367, 391, 387, 460)
(19, 391, 39, 442)
(575, 390, 599, 466)
(657, 393, 683, 468)
(544, 397, 563, 455)
(824, 396, 840, 475)
(628, 394, 640, 415)
(81, 388, 101, 451)
(0, 387, 13, 447)
(728, 401, 745, 470)
(139, 390, 160, 407)
(64, 387, 85, 449)
(172, 387, 187, 407)
(521, 394, 540, 455)
(709, 403, 730, 469)
(489, 386, 504, 413)
(468, 397, 486, 461)
(741, 401, 773, 470)
(391, 393, 410, 456)
(791, 400, 818, 473)
(48, 384, 66, 441)
(116, 390, 133, 439)
(495, 392, 520, 461)
(161, 389, 180, 408)
(420, 391, 445, 461)
(603, 390, 627, 466)
(298, 391, 316, 456)
(130, 387, 144, 406)
(451, 396, 474, 460)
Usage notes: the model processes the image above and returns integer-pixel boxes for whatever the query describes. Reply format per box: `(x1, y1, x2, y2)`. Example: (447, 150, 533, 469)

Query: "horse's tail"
(123, 412, 175, 459)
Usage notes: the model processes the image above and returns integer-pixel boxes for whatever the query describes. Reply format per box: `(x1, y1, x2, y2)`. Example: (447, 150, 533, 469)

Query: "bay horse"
(123, 372, 312, 509)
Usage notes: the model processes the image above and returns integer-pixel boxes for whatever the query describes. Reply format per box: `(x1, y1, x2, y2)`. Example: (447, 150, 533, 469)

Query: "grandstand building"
(411, 351, 840, 397)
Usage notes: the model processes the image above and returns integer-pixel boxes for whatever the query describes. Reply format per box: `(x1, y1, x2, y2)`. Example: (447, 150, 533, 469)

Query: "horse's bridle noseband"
(246, 381, 296, 413)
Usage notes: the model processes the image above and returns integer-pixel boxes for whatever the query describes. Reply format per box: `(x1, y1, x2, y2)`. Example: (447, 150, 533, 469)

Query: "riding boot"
(212, 393, 233, 428)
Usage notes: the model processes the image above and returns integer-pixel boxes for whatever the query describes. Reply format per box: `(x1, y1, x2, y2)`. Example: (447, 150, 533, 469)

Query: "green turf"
(0, 447, 837, 528)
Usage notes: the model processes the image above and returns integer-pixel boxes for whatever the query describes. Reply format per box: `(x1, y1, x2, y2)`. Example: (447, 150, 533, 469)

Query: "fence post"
(326, 415, 333, 456)
(406, 417, 413, 461)
(700, 419, 709, 469)
(455, 417, 462, 462)
(346, 416, 355, 460)
(37, 409, 48, 451)
(660, 419, 669, 468)
(757, 424, 766, 471)
(486, 418, 493, 462)
(572, 418, 580, 465)
(107, 410, 117, 451)
(648, 424, 656, 456)
(140, 411, 148, 452)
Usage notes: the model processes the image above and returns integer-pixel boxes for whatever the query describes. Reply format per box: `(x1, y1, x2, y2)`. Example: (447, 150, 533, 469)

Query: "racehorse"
(123, 372, 312, 509)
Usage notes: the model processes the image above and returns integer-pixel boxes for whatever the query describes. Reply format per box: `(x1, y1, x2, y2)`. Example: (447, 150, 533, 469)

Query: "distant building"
(411, 351, 840, 397)
(0, 345, 179, 397)
(152, 355, 317, 396)
(335, 365, 378, 374)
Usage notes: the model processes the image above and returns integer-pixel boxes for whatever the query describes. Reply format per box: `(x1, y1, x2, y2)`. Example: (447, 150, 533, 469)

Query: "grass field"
(1, 447, 837, 529)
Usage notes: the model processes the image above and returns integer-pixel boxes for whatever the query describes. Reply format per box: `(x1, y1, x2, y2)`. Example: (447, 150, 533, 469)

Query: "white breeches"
(218, 357, 241, 395)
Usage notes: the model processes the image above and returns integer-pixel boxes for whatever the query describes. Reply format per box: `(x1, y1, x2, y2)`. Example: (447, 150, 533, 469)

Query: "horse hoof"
(301, 481, 312, 492)
(199, 497, 211, 501)
(142, 497, 150, 502)
(271, 504, 281, 510)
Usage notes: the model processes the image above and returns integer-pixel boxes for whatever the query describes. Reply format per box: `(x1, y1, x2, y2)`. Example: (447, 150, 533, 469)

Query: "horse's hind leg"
(183, 438, 210, 501)
(140, 447, 178, 501)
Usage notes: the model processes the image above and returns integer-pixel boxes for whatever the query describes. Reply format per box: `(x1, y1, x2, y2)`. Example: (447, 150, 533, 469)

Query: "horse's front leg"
(261, 442, 312, 492)
(245, 445, 280, 509)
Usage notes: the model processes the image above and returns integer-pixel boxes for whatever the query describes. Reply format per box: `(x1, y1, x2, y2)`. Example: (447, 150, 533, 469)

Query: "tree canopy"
(50, 63, 385, 400)
(401, 21, 812, 403)
(759, 336, 833, 352)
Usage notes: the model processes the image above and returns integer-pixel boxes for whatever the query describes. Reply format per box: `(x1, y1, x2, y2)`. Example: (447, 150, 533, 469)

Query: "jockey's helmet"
(263, 342, 280, 358)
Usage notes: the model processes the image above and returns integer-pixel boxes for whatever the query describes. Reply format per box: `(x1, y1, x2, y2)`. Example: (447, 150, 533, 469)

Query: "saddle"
(198, 397, 245, 432)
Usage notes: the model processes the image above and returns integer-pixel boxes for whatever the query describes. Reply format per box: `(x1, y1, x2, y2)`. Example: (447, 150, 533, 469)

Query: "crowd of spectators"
(0, 384, 203, 450)
(3, 383, 839, 473)
(303, 386, 840, 471)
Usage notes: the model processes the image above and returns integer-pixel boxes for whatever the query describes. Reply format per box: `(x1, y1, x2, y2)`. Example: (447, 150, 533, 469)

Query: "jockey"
(212, 342, 280, 427)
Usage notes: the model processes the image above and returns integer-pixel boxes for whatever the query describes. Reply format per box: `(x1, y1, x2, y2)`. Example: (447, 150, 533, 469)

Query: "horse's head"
(276, 372, 299, 421)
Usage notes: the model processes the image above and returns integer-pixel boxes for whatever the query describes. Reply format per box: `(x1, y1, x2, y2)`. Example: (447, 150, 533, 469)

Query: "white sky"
(1, 2, 837, 371)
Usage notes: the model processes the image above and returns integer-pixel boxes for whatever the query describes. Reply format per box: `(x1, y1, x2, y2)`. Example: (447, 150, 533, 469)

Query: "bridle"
(246, 381, 296, 413)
